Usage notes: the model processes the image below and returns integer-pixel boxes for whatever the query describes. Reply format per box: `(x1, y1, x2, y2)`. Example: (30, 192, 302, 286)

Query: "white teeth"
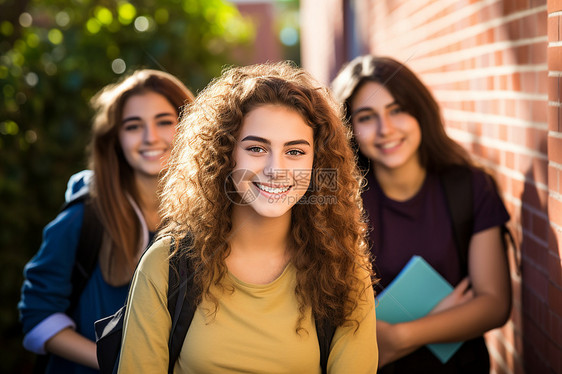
(255, 183, 291, 194)
(142, 150, 164, 157)
(380, 140, 401, 149)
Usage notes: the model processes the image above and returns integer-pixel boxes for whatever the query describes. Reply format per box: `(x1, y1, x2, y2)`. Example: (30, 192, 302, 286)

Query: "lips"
(140, 149, 165, 158)
(253, 182, 291, 194)
(377, 139, 402, 151)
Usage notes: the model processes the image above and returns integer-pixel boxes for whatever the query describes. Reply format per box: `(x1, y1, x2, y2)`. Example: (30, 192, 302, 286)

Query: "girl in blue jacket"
(18, 69, 194, 373)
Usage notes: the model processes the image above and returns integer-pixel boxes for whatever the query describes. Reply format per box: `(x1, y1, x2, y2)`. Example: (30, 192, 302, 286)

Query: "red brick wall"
(234, 2, 282, 64)
(301, 0, 561, 373)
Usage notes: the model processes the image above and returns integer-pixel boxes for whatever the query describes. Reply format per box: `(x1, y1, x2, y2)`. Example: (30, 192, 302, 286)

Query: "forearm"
(396, 291, 510, 350)
(45, 327, 99, 369)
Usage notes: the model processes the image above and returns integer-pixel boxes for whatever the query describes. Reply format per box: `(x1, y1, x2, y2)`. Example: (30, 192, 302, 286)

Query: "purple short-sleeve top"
(362, 166, 509, 291)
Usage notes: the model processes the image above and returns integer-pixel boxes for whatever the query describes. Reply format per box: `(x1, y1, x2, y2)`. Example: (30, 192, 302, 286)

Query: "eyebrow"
(122, 112, 176, 124)
(351, 101, 399, 118)
(240, 135, 311, 147)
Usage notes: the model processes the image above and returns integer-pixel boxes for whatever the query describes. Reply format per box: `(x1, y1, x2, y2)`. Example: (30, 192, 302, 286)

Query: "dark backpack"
(94, 239, 192, 374)
(95, 236, 336, 374)
(439, 166, 517, 275)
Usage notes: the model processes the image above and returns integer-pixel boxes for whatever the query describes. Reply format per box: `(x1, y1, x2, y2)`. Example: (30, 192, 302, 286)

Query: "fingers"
(454, 276, 471, 294)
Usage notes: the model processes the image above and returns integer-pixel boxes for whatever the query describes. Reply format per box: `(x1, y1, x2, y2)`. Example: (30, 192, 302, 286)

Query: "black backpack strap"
(439, 167, 474, 275)
(68, 197, 104, 314)
(167, 235, 196, 374)
(315, 317, 336, 374)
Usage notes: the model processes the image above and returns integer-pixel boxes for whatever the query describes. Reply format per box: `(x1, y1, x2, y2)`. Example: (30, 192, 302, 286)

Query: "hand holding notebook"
(375, 255, 464, 363)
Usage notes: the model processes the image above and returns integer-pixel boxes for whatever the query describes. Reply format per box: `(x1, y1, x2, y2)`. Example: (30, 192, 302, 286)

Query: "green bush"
(0, 0, 253, 371)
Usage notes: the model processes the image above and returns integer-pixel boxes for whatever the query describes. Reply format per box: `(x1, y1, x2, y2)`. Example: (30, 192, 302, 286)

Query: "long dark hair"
(332, 55, 472, 172)
(89, 69, 195, 272)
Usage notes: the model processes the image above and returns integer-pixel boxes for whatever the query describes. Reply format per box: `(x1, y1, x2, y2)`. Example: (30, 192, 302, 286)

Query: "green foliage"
(0, 0, 253, 371)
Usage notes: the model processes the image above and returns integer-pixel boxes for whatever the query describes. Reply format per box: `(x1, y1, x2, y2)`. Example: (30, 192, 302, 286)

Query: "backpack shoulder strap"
(439, 166, 474, 275)
(167, 235, 196, 374)
(315, 318, 336, 374)
(67, 194, 104, 314)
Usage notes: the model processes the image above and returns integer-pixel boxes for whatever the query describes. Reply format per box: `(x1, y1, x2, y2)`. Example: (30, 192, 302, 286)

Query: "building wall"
(301, 0, 562, 373)
(233, 1, 282, 64)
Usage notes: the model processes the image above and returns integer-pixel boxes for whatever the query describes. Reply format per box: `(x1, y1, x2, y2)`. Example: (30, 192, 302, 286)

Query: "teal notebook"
(376, 255, 463, 363)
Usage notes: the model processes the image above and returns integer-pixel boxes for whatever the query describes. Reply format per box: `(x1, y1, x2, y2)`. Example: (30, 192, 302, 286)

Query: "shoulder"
(44, 199, 85, 237)
(136, 236, 173, 281)
(437, 165, 496, 193)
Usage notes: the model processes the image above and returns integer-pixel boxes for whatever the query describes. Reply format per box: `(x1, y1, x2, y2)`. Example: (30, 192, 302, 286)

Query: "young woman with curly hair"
(117, 62, 378, 373)
(332, 55, 511, 373)
(19, 69, 194, 373)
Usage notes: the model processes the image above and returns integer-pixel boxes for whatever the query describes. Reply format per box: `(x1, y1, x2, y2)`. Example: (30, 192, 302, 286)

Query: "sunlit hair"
(331, 55, 472, 172)
(160, 61, 373, 330)
(88, 69, 195, 274)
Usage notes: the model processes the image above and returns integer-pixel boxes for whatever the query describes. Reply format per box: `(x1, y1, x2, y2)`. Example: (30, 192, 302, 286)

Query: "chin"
(248, 201, 295, 219)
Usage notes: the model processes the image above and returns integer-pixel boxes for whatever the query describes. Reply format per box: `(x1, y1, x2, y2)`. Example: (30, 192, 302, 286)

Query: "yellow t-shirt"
(118, 238, 378, 373)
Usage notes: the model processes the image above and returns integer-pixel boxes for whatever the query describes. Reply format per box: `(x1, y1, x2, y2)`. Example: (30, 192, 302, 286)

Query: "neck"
(229, 205, 291, 256)
(374, 160, 427, 201)
(226, 206, 292, 284)
(133, 173, 161, 231)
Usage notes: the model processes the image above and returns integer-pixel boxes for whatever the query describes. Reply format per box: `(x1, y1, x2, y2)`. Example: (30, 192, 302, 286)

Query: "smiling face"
(350, 81, 422, 173)
(118, 91, 178, 181)
(231, 104, 314, 219)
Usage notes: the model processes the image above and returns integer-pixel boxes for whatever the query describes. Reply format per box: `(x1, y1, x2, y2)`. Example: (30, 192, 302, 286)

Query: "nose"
(263, 153, 286, 179)
(377, 114, 394, 136)
(143, 123, 159, 144)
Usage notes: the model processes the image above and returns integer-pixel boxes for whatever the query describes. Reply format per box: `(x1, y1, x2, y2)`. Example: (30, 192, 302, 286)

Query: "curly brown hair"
(159, 61, 374, 330)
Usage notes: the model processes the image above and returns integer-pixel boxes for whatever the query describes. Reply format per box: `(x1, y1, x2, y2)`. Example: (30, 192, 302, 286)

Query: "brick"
(504, 48, 518, 66)
(532, 157, 549, 186)
(531, 41, 548, 64)
(520, 71, 537, 93)
(518, 100, 534, 122)
(548, 76, 560, 102)
(538, 69, 548, 95)
(522, 258, 549, 299)
(521, 13, 538, 39)
(548, 105, 561, 131)
(523, 232, 549, 268)
(511, 176, 525, 199)
(506, 150, 516, 169)
(548, 45, 562, 71)
(523, 187, 547, 215)
(553, 16, 562, 41)
(548, 252, 562, 290)
(512, 73, 522, 91)
(525, 127, 548, 153)
(548, 282, 562, 318)
(549, 136, 562, 164)
(532, 212, 550, 241)
(505, 99, 517, 117)
(522, 304, 548, 351)
(533, 100, 548, 124)
(537, 10, 548, 38)
(548, 164, 560, 194)
(549, 195, 562, 229)
(549, 221, 562, 254)
(548, 15, 559, 42)
(548, 1, 562, 13)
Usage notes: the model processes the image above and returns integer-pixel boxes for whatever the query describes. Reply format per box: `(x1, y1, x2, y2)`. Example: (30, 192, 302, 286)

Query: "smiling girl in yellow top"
(117, 62, 379, 373)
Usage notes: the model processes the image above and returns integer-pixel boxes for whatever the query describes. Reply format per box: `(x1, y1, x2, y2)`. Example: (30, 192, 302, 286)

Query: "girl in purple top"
(332, 55, 511, 373)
